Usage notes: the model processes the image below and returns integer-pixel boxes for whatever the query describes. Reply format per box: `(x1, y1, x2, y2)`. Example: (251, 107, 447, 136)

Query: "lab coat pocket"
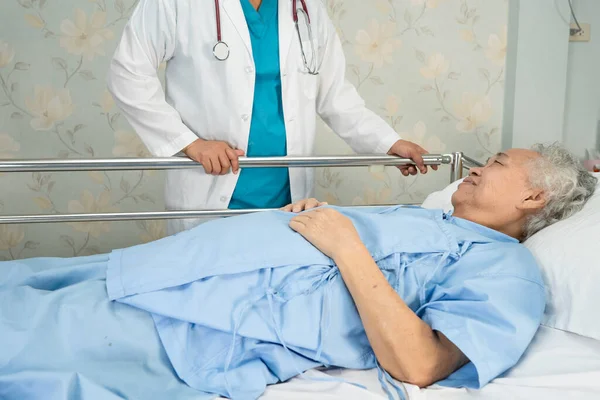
(299, 40, 318, 100)
(301, 73, 318, 100)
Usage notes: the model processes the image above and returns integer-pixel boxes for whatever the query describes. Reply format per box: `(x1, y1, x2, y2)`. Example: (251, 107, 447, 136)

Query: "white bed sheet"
(250, 326, 600, 400)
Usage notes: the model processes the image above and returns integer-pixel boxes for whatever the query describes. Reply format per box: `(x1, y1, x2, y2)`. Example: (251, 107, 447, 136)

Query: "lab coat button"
(220, 196, 228, 202)
(242, 114, 249, 121)
(245, 66, 253, 73)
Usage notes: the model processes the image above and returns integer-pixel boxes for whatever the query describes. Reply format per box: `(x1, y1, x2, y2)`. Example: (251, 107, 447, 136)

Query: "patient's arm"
(289, 208, 468, 388)
(335, 247, 469, 387)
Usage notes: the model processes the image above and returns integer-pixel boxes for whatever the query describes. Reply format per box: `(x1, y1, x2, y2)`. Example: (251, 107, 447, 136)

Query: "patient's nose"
(469, 167, 482, 177)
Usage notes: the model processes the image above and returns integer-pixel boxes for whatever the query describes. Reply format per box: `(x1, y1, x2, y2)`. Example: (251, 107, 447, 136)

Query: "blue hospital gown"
(0, 206, 545, 400)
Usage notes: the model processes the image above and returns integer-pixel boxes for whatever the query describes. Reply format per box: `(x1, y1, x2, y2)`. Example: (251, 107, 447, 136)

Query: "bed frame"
(0, 153, 482, 224)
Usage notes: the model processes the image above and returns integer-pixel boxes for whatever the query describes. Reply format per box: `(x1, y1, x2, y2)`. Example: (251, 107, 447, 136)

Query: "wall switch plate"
(570, 22, 591, 42)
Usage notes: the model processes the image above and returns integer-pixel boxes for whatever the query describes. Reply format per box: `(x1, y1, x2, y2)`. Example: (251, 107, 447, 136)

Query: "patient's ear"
(517, 189, 546, 212)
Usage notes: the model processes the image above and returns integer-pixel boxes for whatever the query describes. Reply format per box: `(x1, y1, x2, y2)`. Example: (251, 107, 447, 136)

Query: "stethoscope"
(212, 0, 319, 75)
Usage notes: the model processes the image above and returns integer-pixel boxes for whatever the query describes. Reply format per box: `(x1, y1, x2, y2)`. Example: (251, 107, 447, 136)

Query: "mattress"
(251, 326, 600, 399)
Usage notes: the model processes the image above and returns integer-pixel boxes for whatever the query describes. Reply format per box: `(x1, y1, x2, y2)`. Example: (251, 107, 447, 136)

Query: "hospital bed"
(1, 152, 599, 400)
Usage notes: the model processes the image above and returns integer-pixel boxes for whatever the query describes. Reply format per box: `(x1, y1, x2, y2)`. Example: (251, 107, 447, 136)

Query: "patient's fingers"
(292, 202, 305, 213)
(289, 214, 310, 230)
(294, 198, 325, 212)
(289, 219, 305, 232)
(281, 202, 301, 212)
(282, 198, 328, 213)
(303, 198, 322, 211)
(307, 198, 319, 209)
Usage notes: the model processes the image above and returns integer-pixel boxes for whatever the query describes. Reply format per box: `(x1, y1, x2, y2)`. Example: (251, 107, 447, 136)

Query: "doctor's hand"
(183, 139, 245, 175)
(387, 140, 438, 177)
(281, 198, 328, 213)
(289, 208, 364, 260)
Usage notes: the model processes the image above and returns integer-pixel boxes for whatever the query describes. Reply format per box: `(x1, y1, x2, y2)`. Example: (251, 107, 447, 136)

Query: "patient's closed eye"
(485, 157, 502, 166)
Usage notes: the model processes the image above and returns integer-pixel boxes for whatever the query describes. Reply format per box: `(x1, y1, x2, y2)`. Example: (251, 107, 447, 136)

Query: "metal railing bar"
(0, 154, 453, 173)
(0, 204, 419, 224)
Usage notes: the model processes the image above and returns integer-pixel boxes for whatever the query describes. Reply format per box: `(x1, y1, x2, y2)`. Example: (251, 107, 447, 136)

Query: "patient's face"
(452, 148, 542, 227)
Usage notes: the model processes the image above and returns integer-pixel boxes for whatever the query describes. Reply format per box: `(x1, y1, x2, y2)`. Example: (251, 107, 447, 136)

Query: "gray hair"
(523, 143, 598, 240)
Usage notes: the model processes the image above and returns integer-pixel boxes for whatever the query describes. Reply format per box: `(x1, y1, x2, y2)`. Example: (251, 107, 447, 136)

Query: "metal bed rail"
(0, 154, 452, 172)
(0, 153, 482, 224)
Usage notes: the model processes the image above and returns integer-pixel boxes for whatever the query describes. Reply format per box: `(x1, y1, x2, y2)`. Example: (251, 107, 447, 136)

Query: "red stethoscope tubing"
(292, 0, 310, 24)
(215, 0, 223, 43)
(212, 0, 311, 60)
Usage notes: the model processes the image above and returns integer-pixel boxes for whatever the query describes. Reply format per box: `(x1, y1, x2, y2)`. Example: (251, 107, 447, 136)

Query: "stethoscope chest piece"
(212, 0, 316, 72)
(213, 41, 230, 61)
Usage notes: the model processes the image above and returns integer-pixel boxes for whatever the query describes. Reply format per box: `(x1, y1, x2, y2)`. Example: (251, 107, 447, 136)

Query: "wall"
(0, 0, 508, 260)
(501, 0, 520, 151)
(503, 0, 571, 150)
(563, 0, 600, 157)
(504, 0, 599, 157)
(314, 0, 509, 206)
(0, 0, 166, 260)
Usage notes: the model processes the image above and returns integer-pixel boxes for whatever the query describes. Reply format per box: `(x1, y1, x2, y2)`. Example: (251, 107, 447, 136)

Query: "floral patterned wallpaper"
(314, 0, 507, 206)
(0, 0, 508, 260)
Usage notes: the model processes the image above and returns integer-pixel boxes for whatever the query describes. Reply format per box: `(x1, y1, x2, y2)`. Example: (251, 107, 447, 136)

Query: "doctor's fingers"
(205, 156, 218, 175)
(217, 153, 232, 175)
(410, 145, 438, 172)
(226, 148, 240, 174)
(409, 145, 428, 174)
(399, 166, 418, 176)
(199, 156, 213, 174)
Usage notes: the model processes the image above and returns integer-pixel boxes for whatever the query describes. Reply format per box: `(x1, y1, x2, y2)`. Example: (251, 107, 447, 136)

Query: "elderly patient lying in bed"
(0, 143, 596, 400)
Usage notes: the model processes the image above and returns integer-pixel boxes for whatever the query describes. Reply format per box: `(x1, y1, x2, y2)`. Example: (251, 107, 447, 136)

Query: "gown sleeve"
(417, 245, 546, 388)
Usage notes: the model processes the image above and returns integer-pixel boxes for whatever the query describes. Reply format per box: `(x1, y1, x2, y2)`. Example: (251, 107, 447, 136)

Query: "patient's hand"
(289, 208, 363, 259)
(281, 198, 328, 213)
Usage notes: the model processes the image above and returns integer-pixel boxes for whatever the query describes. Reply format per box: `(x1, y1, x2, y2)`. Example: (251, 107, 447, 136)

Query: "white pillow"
(421, 174, 600, 341)
(525, 173, 600, 340)
(420, 178, 463, 212)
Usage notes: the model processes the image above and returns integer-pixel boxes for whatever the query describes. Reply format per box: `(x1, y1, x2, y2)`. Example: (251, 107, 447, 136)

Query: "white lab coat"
(107, 0, 400, 234)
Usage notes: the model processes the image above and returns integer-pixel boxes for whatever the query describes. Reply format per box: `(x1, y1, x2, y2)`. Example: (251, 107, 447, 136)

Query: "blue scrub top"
(229, 0, 292, 209)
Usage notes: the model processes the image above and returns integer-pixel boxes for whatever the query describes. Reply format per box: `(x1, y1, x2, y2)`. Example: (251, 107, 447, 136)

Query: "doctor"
(108, 0, 433, 234)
